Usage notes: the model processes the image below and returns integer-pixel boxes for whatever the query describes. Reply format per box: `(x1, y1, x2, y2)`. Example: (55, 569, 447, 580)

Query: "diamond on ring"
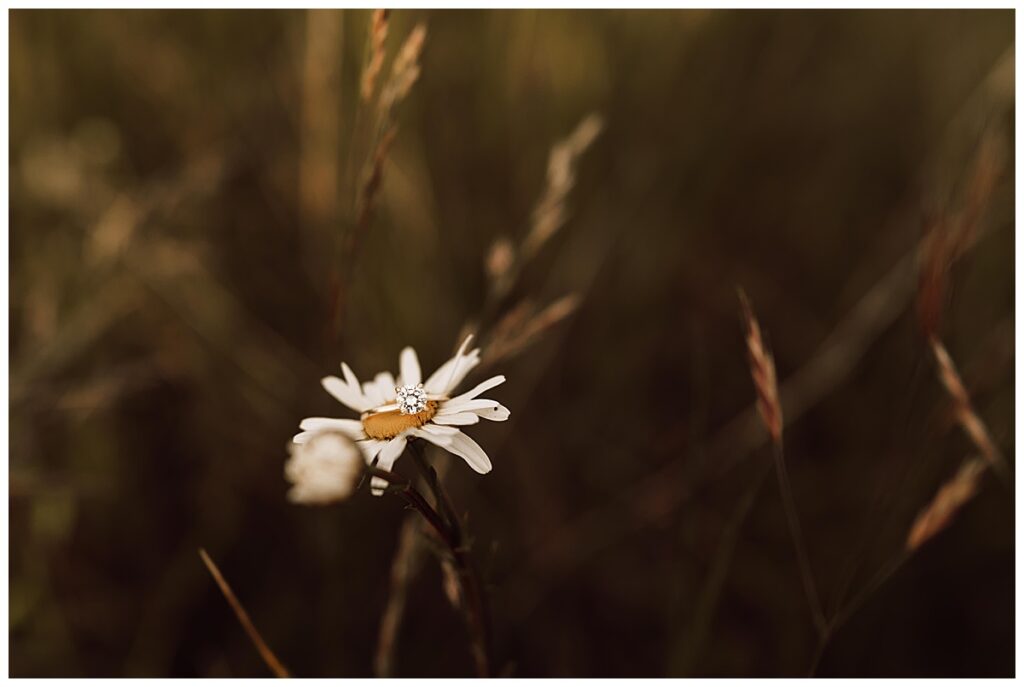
(396, 384, 427, 415)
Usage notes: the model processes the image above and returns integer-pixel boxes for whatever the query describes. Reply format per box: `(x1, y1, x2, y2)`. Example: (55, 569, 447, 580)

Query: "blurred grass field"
(9, 9, 1015, 677)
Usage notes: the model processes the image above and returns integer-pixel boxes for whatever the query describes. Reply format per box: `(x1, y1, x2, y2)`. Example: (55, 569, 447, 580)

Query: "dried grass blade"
(198, 548, 290, 678)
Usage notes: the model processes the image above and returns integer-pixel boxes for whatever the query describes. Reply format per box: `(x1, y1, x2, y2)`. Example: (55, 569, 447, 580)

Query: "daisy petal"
(444, 430, 493, 474)
(298, 417, 366, 439)
(357, 438, 388, 464)
(322, 376, 370, 412)
(362, 379, 385, 408)
(438, 398, 505, 415)
(364, 370, 396, 408)
(431, 412, 481, 426)
(470, 403, 510, 422)
(408, 426, 453, 450)
(379, 435, 408, 467)
(449, 375, 506, 404)
(375, 371, 396, 400)
(341, 362, 361, 390)
(424, 358, 455, 394)
(399, 347, 422, 386)
(451, 349, 481, 387)
(419, 423, 461, 437)
(438, 335, 473, 390)
(371, 435, 407, 496)
(425, 337, 480, 394)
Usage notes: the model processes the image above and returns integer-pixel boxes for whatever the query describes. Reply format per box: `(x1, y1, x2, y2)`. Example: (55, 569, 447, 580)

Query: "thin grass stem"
(198, 548, 290, 678)
(772, 441, 828, 636)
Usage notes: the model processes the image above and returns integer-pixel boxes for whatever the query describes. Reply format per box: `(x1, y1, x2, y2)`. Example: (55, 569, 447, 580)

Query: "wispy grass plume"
(360, 9, 390, 102)
(916, 128, 1005, 337)
(483, 294, 581, 367)
(378, 23, 427, 115)
(930, 337, 1004, 473)
(738, 289, 826, 634)
(521, 113, 603, 261)
(907, 457, 987, 551)
(738, 290, 782, 444)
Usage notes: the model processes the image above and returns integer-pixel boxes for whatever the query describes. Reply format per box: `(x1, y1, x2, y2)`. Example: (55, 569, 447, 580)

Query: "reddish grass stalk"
(360, 9, 390, 102)
(916, 128, 1005, 339)
(198, 548, 290, 678)
(929, 337, 1004, 474)
(906, 456, 987, 551)
(815, 338, 1003, 669)
(900, 337, 1001, 550)
(738, 290, 782, 445)
(332, 21, 426, 341)
(810, 328, 1005, 671)
(738, 290, 827, 635)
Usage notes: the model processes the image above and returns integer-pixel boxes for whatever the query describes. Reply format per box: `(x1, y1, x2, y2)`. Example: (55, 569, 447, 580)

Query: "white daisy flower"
(293, 337, 510, 495)
(285, 431, 363, 505)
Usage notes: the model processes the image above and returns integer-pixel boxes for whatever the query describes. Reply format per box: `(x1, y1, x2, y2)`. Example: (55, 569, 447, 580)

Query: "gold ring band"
(361, 395, 448, 420)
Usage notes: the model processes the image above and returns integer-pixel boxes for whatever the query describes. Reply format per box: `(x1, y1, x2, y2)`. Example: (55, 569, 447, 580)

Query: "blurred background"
(9, 9, 1015, 678)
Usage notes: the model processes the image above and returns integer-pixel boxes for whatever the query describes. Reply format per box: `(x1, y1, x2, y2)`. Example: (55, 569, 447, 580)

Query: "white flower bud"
(285, 431, 363, 505)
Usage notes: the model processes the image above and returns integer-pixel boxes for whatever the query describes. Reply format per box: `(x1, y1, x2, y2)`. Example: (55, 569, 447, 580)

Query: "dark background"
(10, 9, 1015, 677)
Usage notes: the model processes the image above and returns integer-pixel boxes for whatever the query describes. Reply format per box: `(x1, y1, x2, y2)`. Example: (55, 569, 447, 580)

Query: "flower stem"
(380, 443, 493, 677)
(409, 441, 461, 536)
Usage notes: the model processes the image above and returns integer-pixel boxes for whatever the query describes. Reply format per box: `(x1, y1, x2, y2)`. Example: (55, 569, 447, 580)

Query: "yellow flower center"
(362, 401, 439, 440)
